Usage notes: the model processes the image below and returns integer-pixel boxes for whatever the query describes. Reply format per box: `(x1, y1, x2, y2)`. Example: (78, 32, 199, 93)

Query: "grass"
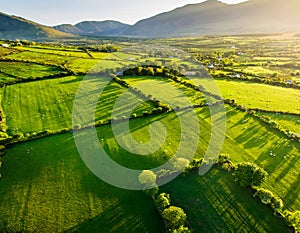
(0, 132, 164, 233)
(216, 107, 300, 210)
(5, 50, 76, 66)
(0, 61, 63, 80)
(122, 76, 208, 107)
(161, 169, 289, 233)
(214, 79, 300, 113)
(0, 101, 298, 232)
(19, 46, 91, 58)
(257, 112, 300, 134)
(1, 75, 154, 135)
(0, 73, 15, 84)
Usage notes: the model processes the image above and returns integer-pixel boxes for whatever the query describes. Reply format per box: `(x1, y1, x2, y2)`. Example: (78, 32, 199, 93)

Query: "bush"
(139, 170, 158, 197)
(13, 132, 24, 141)
(162, 206, 187, 230)
(235, 162, 268, 187)
(254, 188, 274, 204)
(186, 158, 203, 171)
(73, 124, 81, 130)
(222, 162, 235, 172)
(154, 193, 171, 213)
(172, 158, 190, 172)
(284, 210, 300, 232)
(171, 225, 191, 233)
(271, 196, 284, 213)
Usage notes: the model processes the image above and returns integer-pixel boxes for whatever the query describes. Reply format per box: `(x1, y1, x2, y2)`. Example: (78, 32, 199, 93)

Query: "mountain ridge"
(122, 0, 300, 38)
(0, 11, 73, 40)
(54, 20, 131, 37)
(1, 0, 300, 40)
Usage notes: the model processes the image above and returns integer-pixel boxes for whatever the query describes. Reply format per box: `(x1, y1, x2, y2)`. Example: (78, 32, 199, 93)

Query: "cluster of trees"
(0, 128, 73, 147)
(284, 211, 300, 232)
(84, 44, 120, 53)
(212, 70, 300, 89)
(234, 162, 268, 187)
(253, 187, 284, 213)
(138, 170, 191, 232)
(155, 192, 191, 233)
(216, 154, 299, 232)
(123, 65, 182, 77)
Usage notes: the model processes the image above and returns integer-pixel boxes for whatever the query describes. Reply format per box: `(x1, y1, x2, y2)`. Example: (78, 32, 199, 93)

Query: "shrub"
(172, 225, 192, 233)
(73, 124, 81, 130)
(186, 158, 203, 171)
(222, 162, 235, 172)
(162, 206, 187, 230)
(13, 132, 24, 141)
(139, 170, 158, 197)
(154, 193, 171, 213)
(254, 188, 274, 204)
(172, 158, 190, 172)
(284, 210, 300, 232)
(271, 196, 284, 213)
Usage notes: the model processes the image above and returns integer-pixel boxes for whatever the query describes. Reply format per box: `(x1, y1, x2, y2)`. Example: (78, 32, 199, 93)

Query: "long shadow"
(284, 172, 300, 208)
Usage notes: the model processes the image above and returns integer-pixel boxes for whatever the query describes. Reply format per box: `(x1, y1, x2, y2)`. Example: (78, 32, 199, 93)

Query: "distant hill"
(2, 0, 300, 40)
(0, 12, 73, 40)
(122, 0, 300, 38)
(54, 21, 131, 37)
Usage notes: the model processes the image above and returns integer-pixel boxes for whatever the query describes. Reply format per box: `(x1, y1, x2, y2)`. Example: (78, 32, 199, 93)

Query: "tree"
(235, 162, 268, 187)
(271, 196, 284, 213)
(254, 188, 274, 204)
(154, 193, 171, 213)
(172, 158, 190, 172)
(162, 206, 187, 230)
(139, 170, 158, 197)
(284, 210, 300, 232)
(172, 225, 191, 233)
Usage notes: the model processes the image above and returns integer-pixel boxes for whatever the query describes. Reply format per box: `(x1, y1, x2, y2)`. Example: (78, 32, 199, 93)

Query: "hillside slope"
(0, 12, 74, 40)
(123, 0, 300, 37)
(54, 20, 130, 37)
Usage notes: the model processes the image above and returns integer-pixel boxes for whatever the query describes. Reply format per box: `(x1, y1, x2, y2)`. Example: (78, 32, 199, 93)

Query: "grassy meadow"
(0, 35, 300, 232)
(1, 75, 154, 134)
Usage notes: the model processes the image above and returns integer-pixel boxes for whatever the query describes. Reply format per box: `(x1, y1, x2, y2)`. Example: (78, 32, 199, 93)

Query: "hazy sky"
(0, 0, 247, 26)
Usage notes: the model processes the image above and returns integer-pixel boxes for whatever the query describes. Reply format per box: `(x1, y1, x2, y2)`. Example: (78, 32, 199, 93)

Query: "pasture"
(1, 75, 154, 134)
(214, 79, 300, 113)
(162, 169, 289, 233)
(0, 131, 164, 233)
(0, 35, 300, 232)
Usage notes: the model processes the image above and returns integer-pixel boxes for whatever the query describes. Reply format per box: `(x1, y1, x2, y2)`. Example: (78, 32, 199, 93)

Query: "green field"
(0, 131, 164, 233)
(214, 79, 300, 113)
(19, 46, 91, 58)
(4, 50, 76, 66)
(1, 75, 154, 134)
(162, 169, 289, 232)
(0, 61, 63, 80)
(1, 106, 297, 231)
(1, 35, 300, 232)
(122, 76, 208, 107)
(257, 112, 300, 134)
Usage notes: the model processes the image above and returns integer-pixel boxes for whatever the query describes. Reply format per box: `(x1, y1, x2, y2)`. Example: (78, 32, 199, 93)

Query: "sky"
(0, 0, 247, 26)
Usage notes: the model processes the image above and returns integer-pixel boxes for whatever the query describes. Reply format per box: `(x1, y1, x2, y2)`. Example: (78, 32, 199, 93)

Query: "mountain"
(0, 12, 73, 40)
(122, 0, 300, 38)
(54, 21, 130, 37)
(2, 0, 300, 40)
